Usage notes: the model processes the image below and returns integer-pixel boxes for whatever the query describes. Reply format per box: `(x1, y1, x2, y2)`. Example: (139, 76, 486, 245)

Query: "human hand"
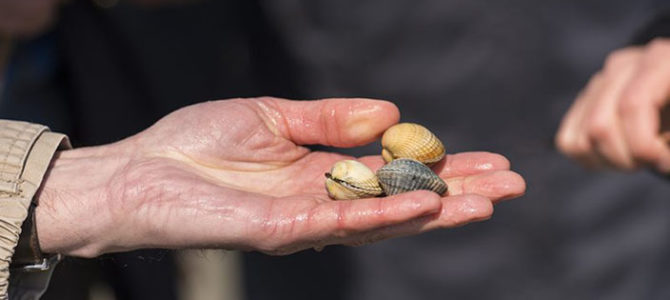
(556, 38, 670, 172)
(35, 98, 525, 257)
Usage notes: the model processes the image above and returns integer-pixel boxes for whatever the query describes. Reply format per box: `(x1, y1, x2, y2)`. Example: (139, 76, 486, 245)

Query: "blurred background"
(2, 0, 670, 299)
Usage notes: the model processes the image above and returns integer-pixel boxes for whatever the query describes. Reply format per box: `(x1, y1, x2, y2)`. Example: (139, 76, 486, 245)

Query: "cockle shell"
(381, 123, 445, 165)
(376, 158, 448, 196)
(325, 160, 383, 200)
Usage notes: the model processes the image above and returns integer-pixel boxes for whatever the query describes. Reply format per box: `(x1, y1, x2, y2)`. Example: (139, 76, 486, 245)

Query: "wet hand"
(36, 98, 525, 257)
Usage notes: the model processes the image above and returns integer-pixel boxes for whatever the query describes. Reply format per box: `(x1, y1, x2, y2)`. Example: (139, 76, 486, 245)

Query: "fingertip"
(504, 172, 527, 201)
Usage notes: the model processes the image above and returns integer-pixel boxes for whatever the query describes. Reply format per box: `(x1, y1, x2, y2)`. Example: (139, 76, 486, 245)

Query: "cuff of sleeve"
(0, 121, 70, 299)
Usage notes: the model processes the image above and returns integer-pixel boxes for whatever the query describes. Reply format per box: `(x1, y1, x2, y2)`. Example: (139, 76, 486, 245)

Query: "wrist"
(34, 143, 131, 257)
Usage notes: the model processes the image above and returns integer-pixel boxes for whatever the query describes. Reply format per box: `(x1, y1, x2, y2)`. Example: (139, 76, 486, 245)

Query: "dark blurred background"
(2, 0, 670, 299)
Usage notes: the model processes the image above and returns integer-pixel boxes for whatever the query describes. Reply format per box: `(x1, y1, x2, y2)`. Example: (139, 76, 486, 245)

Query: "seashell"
(325, 160, 383, 200)
(376, 158, 448, 196)
(381, 123, 445, 165)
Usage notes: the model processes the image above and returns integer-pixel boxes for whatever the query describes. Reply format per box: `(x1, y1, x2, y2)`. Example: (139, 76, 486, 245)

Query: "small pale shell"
(325, 160, 383, 200)
(381, 123, 445, 165)
(376, 158, 448, 196)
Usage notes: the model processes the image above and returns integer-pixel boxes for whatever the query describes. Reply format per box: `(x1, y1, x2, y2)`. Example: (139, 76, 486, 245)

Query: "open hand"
(36, 97, 525, 257)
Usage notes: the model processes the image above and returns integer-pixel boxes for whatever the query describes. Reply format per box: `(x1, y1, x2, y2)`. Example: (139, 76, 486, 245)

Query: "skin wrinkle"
(151, 151, 284, 189)
(334, 200, 350, 238)
(124, 164, 203, 246)
(262, 98, 295, 144)
(300, 106, 316, 143)
(41, 189, 90, 254)
(135, 175, 230, 249)
(40, 153, 127, 256)
(253, 99, 282, 137)
(236, 122, 271, 152)
(323, 101, 340, 146)
(258, 196, 280, 249)
(284, 208, 303, 244)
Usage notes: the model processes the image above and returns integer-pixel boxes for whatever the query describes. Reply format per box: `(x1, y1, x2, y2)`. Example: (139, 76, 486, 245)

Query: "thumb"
(257, 97, 400, 147)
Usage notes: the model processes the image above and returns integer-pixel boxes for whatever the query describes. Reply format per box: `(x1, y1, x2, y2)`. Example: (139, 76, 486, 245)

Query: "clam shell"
(376, 158, 448, 196)
(325, 160, 383, 200)
(381, 123, 445, 165)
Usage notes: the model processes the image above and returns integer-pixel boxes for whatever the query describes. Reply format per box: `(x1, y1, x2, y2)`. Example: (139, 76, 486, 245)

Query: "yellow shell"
(381, 123, 445, 165)
(325, 160, 383, 200)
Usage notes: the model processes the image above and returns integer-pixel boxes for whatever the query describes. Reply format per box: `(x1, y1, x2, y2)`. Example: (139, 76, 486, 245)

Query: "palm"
(116, 98, 525, 254)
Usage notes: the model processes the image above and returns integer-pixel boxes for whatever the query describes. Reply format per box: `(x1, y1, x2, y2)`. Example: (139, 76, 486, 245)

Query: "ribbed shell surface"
(381, 123, 445, 165)
(376, 158, 447, 195)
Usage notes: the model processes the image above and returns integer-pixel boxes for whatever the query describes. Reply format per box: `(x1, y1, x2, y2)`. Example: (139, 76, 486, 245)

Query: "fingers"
(359, 152, 522, 204)
(556, 39, 670, 172)
(258, 191, 444, 254)
(271, 192, 495, 254)
(556, 71, 606, 167)
(338, 194, 494, 248)
(256, 97, 400, 147)
(265, 166, 525, 254)
(584, 49, 640, 169)
(557, 48, 641, 169)
(619, 40, 670, 172)
(310, 190, 443, 235)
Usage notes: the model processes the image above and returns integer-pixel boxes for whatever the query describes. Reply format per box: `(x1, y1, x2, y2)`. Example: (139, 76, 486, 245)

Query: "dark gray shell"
(376, 158, 447, 196)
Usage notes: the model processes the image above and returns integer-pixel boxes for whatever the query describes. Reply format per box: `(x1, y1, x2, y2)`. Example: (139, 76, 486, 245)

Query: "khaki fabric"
(0, 120, 69, 300)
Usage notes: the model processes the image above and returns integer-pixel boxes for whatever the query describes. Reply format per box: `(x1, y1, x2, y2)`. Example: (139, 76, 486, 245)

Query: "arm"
(4, 98, 526, 298)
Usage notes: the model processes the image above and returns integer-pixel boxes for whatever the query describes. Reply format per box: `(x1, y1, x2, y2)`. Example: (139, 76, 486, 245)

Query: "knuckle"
(571, 138, 592, 156)
(647, 38, 670, 54)
(586, 114, 613, 141)
(587, 72, 604, 89)
(630, 142, 660, 162)
(617, 90, 640, 116)
(604, 50, 632, 72)
(332, 201, 355, 238)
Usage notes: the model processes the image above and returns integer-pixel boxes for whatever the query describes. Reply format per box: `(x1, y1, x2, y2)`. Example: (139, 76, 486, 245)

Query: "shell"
(325, 160, 383, 200)
(376, 158, 448, 196)
(381, 123, 445, 165)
